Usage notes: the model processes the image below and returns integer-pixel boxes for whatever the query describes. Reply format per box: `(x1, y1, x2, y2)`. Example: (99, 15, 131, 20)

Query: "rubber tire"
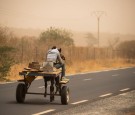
(16, 83, 26, 103)
(61, 86, 69, 105)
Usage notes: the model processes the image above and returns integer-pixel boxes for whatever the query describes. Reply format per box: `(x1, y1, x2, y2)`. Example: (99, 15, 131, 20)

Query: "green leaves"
(39, 27, 74, 46)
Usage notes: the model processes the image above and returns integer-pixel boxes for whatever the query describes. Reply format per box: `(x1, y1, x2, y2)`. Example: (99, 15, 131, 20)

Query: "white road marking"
(119, 93, 127, 96)
(80, 73, 86, 75)
(120, 88, 130, 92)
(88, 67, 134, 74)
(71, 100, 88, 105)
(38, 85, 50, 88)
(0, 81, 16, 84)
(99, 93, 112, 97)
(67, 67, 134, 77)
(113, 66, 134, 70)
(67, 74, 76, 76)
(32, 109, 55, 115)
(83, 78, 92, 81)
(38, 86, 44, 88)
(112, 74, 119, 76)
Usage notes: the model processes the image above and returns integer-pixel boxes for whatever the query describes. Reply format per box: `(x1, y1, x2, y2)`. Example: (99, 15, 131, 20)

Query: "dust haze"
(0, 0, 135, 46)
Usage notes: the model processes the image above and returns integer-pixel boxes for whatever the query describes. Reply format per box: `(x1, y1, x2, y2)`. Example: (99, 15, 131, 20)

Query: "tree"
(86, 33, 97, 47)
(108, 37, 120, 50)
(117, 40, 135, 59)
(39, 27, 74, 47)
(0, 46, 15, 81)
(0, 26, 16, 81)
(0, 27, 9, 46)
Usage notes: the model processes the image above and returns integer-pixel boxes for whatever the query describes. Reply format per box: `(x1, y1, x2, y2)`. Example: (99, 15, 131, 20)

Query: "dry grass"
(66, 59, 135, 75)
(6, 59, 135, 81)
(8, 63, 27, 81)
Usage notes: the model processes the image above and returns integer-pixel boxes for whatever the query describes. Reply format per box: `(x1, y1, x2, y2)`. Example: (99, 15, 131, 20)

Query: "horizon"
(5, 27, 135, 47)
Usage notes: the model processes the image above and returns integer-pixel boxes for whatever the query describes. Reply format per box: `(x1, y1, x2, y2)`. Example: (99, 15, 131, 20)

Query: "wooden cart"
(16, 68, 70, 105)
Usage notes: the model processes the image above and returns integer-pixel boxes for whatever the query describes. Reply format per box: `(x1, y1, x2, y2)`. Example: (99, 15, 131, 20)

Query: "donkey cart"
(16, 68, 70, 105)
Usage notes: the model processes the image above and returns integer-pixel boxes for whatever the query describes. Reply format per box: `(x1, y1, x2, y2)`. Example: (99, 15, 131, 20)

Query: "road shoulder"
(53, 90, 135, 115)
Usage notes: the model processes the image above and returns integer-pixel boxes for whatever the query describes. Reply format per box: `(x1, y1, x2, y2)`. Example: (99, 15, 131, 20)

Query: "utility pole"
(35, 47, 38, 62)
(21, 38, 24, 63)
(92, 11, 105, 48)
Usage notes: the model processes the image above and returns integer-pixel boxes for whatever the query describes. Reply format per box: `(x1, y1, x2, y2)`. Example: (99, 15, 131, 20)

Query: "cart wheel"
(61, 86, 69, 105)
(16, 83, 26, 103)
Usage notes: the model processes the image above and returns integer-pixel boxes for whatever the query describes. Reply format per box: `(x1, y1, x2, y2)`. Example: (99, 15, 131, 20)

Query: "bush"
(39, 27, 74, 47)
(117, 40, 135, 59)
(0, 46, 15, 81)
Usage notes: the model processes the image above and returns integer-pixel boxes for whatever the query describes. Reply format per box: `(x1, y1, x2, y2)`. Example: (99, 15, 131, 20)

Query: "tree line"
(0, 26, 135, 80)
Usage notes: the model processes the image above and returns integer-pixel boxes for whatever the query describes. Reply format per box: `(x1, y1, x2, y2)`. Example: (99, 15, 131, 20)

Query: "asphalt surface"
(0, 67, 135, 115)
(53, 90, 135, 115)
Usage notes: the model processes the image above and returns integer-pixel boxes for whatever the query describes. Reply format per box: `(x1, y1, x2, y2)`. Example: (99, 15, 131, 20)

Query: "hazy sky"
(0, 0, 135, 34)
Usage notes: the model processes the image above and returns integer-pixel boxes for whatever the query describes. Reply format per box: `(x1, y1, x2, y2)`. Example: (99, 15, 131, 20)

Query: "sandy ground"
(53, 90, 135, 115)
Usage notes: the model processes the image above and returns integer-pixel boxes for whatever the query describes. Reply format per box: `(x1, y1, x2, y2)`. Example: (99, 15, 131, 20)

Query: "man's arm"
(60, 54, 65, 60)
(57, 53, 64, 64)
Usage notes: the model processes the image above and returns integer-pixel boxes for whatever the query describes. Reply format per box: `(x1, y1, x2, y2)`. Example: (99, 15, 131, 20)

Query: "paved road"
(0, 67, 135, 115)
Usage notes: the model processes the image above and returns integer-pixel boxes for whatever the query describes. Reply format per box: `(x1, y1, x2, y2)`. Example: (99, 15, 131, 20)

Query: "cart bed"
(19, 68, 61, 77)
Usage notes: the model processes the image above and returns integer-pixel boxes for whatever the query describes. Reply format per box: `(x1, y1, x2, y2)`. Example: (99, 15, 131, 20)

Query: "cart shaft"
(26, 92, 60, 96)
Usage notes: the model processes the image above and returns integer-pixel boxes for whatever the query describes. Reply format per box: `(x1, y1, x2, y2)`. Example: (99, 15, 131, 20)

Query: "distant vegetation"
(40, 27, 74, 46)
(0, 26, 135, 81)
(0, 27, 15, 81)
(117, 40, 135, 59)
(0, 46, 15, 81)
(86, 33, 97, 47)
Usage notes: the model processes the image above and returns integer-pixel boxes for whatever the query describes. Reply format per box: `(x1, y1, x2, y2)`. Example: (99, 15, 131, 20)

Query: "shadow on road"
(7, 98, 61, 106)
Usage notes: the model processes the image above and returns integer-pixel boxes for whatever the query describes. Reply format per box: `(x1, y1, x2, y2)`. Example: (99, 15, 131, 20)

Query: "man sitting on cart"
(46, 46, 66, 79)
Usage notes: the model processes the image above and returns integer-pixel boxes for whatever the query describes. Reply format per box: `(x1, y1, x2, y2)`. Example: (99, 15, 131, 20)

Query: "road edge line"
(1, 66, 135, 84)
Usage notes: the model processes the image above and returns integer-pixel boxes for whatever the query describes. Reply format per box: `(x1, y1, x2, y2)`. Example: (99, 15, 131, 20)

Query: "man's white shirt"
(47, 49, 59, 62)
